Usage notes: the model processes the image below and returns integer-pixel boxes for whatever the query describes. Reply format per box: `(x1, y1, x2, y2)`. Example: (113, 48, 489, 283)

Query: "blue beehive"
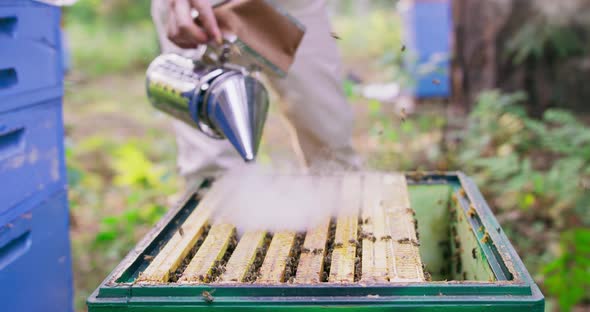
(401, 0, 452, 98)
(0, 1, 72, 311)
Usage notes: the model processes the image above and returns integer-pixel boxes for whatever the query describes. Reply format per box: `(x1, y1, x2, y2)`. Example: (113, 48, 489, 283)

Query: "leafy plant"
(64, 0, 152, 26)
(544, 228, 590, 312)
(506, 22, 585, 64)
(66, 135, 179, 276)
(66, 21, 158, 78)
(93, 142, 177, 248)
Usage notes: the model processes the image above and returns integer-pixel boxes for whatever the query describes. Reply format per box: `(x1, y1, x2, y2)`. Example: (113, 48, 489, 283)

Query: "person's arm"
(166, 0, 223, 48)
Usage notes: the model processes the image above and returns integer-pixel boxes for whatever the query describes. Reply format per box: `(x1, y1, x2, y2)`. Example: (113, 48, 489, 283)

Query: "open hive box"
(88, 172, 544, 311)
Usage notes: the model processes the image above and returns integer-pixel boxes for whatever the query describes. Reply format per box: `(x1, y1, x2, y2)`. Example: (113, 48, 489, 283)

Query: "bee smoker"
(145, 0, 305, 162)
(146, 50, 269, 162)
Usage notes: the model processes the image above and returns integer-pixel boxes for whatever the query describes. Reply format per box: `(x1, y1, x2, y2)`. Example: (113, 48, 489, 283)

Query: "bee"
(285, 256, 296, 267)
(178, 226, 184, 237)
(405, 208, 416, 216)
(380, 235, 392, 241)
(311, 248, 324, 255)
(458, 188, 466, 197)
(363, 217, 371, 225)
(348, 238, 358, 245)
(472, 248, 477, 259)
(361, 231, 377, 243)
(361, 233, 377, 243)
(201, 290, 215, 303)
(411, 240, 421, 247)
(397, 238, 411, 244)
(330, 32, 341, 40)
(334, 242, 344, 248)
(432, 79, 441, 85)
(301, 247, 311, 253)
(143, 255, 155, 261)
(467, 206, 476, 218)
(401, 44, 406, 52)
(481, 232, 491, 243)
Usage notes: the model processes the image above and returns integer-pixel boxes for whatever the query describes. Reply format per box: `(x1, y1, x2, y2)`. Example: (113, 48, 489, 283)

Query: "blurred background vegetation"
(62, 1, 589, 311)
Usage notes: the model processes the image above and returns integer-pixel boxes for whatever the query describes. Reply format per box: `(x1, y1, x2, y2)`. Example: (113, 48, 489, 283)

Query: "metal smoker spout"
(205, 71, 269, 162)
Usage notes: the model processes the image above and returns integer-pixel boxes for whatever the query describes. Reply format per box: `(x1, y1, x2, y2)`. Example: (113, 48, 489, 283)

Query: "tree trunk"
(451, 0, 590, 116)
(451, 0, 512, 113)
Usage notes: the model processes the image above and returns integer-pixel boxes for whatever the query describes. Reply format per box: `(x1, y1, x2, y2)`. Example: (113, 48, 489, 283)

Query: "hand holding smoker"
(145, 0, 305, 162)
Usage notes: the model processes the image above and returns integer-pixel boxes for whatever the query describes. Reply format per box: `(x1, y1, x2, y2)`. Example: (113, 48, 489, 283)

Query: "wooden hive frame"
(135, 172, 424, 285)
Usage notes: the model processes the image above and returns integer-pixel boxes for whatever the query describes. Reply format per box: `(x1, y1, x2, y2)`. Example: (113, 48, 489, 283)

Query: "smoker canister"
(146, 53, 269, 161)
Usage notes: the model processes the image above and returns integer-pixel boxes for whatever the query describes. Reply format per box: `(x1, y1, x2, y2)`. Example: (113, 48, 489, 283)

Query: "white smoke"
(210, 162, 358, 235)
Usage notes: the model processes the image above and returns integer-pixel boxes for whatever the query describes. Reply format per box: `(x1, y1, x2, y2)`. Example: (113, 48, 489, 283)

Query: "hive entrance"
(135, 173, 425, 285)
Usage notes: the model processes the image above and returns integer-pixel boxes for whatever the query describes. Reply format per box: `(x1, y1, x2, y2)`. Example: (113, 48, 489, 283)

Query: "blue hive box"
(401, 0, 452, 98)
(0, 1, 72, 311)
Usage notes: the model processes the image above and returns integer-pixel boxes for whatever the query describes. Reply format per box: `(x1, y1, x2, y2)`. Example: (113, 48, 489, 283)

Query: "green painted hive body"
(87, 172, 544, 311)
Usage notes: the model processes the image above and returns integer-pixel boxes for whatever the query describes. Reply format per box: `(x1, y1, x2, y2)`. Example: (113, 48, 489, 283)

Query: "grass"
(64, 72, 181, 310)
(67, 21, 159, 79)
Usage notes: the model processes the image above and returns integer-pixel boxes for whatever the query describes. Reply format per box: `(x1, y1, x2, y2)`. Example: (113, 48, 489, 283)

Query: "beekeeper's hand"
(167, 0, 223, 48)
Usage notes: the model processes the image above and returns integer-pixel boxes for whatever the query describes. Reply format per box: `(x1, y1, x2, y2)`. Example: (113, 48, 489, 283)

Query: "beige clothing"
(151, 0, 361, 181)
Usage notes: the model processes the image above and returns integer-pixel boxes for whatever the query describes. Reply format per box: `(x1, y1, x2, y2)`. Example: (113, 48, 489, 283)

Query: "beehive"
(133, 173, 424, 285)
(88, 172, 544, 312)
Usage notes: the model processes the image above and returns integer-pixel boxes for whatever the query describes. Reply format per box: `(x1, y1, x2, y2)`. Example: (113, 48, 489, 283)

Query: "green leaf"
(367, 99, 382, 115)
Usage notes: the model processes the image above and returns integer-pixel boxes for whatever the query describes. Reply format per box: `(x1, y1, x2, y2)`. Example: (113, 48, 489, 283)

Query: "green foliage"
(64, 0, 152, 26)
(363, 99, 447, 171)
(543, 228, 590, 312)
(67, 21, 158, 77)
(333, 11, 404, 61)
(506, 22, 586, 64)
(94, 142, 176, 248)
(64, 0, 158, 77)
(456, 90, 590, 309)
(67, 135, 179, 266)
(339, 9, 415, 90)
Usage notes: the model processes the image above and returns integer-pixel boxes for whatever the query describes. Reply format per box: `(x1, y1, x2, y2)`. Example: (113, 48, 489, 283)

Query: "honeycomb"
(136, 173, 424, 285)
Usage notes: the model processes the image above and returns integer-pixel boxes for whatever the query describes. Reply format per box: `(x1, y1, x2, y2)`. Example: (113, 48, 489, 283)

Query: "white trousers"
(151, 0, 362, 180)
